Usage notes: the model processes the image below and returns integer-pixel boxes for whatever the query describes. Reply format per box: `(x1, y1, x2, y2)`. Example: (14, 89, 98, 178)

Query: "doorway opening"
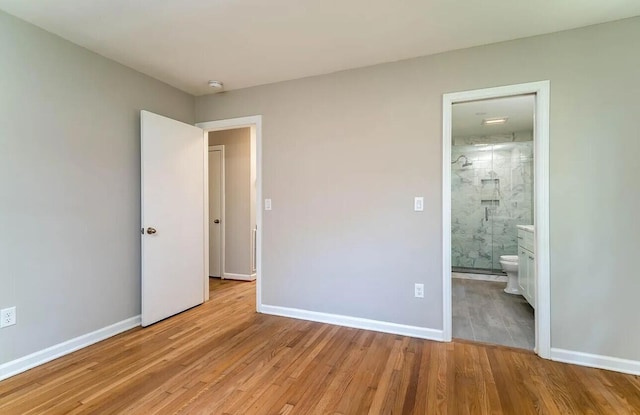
(197, 116, 262, 310)
(451, 94, 535, 350)
(207, 128, 256, 293)
(442, 82, 550, 358)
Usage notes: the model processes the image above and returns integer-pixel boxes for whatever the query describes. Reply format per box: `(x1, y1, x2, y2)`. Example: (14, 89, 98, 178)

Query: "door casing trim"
(442, 81, 550, 358)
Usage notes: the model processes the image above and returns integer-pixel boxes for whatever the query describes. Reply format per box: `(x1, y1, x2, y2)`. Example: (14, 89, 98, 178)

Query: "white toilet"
(499, 255, 521, 295)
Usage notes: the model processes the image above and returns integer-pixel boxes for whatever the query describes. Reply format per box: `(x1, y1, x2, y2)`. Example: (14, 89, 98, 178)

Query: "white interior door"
(208, 148, 223, 277)
(141, 110, 205, 327)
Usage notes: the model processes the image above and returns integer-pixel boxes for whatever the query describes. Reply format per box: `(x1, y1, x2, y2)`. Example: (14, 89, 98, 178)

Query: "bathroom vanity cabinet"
(517, 226, 535, 308)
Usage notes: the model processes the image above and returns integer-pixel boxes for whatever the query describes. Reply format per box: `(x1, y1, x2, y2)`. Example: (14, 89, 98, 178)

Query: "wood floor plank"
(1, 279, 639, 414)
(331, 332, 391, 414)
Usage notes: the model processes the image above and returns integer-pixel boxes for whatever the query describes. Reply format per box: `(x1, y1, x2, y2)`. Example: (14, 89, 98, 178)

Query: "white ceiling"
(452, 95, 535, 137)
(1, 1, 639, 96)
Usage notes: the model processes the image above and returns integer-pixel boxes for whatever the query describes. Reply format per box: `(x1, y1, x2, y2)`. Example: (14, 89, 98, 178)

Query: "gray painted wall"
(209, 128, 254, 276)
(0, 11, 194, 364)
(196, 17, 640, 362)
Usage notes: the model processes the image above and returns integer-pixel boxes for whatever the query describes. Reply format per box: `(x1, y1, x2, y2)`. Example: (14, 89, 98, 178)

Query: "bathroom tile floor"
(453, 276, 535, 350)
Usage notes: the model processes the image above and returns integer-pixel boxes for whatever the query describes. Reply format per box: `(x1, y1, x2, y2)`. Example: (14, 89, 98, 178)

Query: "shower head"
(452, 155, 473, 168)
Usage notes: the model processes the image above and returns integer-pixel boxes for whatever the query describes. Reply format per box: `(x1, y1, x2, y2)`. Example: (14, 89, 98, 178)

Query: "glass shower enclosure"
(451, 141, 533, 273)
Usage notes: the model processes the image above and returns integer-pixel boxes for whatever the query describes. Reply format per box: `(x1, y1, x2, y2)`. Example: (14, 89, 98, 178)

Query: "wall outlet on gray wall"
(1, 307, 16, 328)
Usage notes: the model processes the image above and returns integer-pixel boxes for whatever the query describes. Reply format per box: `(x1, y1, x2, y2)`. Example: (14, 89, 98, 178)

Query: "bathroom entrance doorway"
(449, 95, 536, 350)
(442, 82, 550, 357)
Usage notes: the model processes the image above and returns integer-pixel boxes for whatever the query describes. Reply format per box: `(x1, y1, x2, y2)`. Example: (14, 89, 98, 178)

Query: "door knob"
(213, 219, 220, 224)
(146, 227, 157, 234)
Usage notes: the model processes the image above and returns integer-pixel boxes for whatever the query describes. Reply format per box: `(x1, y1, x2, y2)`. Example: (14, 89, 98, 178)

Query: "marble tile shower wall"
(452, 141, 533, 271)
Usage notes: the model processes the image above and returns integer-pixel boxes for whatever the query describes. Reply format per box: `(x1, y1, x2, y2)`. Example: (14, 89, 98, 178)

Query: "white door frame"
(208, 145, 225, 279)
(196, 116, 263, 311)
(442, 81, 551, 358)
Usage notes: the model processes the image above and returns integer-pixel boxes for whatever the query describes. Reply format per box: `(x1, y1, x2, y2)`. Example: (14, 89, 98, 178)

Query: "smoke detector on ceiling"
(208, 80, 224, 90)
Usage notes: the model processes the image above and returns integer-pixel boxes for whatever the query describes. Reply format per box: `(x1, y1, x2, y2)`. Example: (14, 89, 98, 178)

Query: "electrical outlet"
(414, 283, 424, 298)
(1, 307, 16, 328)
(264, 198, 272, 211)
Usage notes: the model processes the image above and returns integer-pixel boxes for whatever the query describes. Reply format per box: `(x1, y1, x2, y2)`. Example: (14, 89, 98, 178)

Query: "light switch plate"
(414, 197, 424, 212)
(264, 199, 272, 211)
(414, 284, 424, 298)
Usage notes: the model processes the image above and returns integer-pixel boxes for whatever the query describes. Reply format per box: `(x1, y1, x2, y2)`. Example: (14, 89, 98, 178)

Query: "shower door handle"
(485, 207, 488, 221)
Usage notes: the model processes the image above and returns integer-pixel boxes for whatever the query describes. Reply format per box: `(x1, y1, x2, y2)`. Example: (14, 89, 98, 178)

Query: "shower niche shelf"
(481, 178, 501, 204)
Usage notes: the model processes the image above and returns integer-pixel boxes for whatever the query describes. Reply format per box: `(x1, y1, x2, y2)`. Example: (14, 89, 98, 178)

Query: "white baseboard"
(0, 315, 141, 382)
(550, 348, 640, 376)
(223, 272, 256, 281)
(260, 304, 444, 342)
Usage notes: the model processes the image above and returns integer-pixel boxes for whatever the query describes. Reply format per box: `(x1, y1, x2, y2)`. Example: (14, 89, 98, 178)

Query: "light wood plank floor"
(1, 279, 639, 414)
(208, 276, 238, 291)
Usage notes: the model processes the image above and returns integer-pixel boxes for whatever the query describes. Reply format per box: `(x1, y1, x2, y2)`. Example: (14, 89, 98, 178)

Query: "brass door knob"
(146, 227, 157, 234)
